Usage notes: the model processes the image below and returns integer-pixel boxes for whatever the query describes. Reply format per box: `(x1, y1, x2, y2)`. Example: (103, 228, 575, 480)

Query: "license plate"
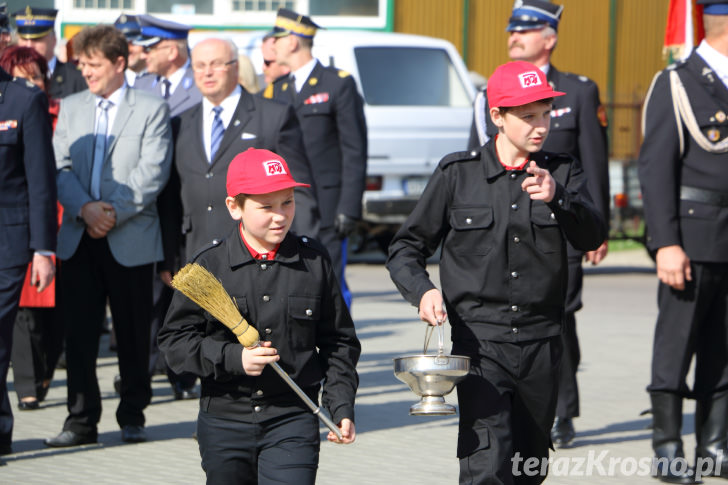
(404, 177, 429, 195)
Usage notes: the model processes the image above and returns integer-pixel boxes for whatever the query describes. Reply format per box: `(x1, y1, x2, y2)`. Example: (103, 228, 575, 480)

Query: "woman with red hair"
(0, 46, 63, 410)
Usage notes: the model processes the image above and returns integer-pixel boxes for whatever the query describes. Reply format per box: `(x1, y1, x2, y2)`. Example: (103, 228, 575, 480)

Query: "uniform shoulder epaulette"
(296, 234, 329, 258)
(561, 71, 595, 84)
(337, 69, 351, 78)
(667, 59, 688, 71)
(191, 238, 224, 262)
(439, 149, 480, 168)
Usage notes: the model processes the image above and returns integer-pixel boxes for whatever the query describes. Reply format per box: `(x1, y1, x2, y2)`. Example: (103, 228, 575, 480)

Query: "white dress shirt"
(201, 85, 242, 162)
(291, 58, 317, 93)
(696, 39, 728, 90)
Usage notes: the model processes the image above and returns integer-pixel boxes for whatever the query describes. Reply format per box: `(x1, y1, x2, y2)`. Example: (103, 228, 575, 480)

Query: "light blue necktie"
(210, 106, 224, 163)
(90, 99, 111, 200)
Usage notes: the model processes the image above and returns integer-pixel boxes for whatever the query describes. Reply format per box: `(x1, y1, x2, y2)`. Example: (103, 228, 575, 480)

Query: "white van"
(189, 30, 476, 250)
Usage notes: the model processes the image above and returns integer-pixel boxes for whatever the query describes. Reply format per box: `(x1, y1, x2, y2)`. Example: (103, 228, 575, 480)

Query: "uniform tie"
(162, 78, 171, 99)
(210, 106, 224, 162)
(90, 99, 111, 200)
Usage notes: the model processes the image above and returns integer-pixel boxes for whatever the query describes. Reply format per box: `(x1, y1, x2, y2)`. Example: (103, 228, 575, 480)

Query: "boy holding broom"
(159, 147, 360, 485)
(386, 61, 607, 484)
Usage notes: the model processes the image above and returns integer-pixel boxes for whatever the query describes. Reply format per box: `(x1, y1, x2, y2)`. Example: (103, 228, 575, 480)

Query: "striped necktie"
(210, 106, 224, 163)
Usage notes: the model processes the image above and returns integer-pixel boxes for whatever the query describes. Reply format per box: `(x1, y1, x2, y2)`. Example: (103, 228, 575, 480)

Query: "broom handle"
(269, 361, 343, 441)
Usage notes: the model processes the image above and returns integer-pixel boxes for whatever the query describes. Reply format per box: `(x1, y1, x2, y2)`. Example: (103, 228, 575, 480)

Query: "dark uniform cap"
(268, 8, 322, 39)
(132, 14, 191, 48)
(12, 6, 57, 39)
(114, 14, 142, 41)
(506, 0, 563, 32)
(698, 0, 728, 15)
(0, 3, 9, 34)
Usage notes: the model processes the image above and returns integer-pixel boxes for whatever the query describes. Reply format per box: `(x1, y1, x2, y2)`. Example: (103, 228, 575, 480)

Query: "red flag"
(664, 0, 705, 61)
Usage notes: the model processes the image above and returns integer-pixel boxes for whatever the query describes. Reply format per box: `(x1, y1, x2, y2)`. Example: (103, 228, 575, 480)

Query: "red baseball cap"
(487, 61, 565, 108)
(226, 148, 310, 196)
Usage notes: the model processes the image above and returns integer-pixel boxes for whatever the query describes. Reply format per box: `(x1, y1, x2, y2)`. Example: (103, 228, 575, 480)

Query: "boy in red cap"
(387, 61, 606, 484)
(159, 148, 360, 485)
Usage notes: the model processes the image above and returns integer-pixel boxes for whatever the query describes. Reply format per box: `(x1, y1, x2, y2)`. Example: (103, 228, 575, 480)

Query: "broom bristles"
(172, 263, 260, 347)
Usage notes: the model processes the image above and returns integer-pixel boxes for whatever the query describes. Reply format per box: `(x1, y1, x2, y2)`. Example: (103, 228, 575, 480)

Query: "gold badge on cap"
(308, 77, 318, 86)
(716, 111, 726, 123)
(707, 128, 721, 142)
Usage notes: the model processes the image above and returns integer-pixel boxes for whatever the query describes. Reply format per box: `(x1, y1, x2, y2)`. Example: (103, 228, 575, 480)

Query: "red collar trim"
(495, 135, 530, 171)
(239, 224, 279, 260)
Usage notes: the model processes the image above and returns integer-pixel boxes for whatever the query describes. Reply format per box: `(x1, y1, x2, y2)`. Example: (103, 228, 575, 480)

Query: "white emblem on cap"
(263, 160, 287, 176)
(518, 71, 542, 88)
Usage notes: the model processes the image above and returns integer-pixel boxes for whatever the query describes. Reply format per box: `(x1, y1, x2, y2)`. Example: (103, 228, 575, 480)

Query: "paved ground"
(3, 248, 721, 484)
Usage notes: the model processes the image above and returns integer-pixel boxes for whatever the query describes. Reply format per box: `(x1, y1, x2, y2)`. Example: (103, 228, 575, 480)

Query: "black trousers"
(453, 335, 562, 485)
(58, 234, 153, 434)
(556, 255, 583, 419)
(11, 307, 63, 399)
(0, 265, 26, 447)
(648, 262, 728, 399)
(197, 408, 320, 485)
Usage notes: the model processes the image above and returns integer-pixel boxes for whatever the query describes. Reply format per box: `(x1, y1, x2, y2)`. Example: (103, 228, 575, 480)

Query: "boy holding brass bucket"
(159, 148, 360, 484)
(387, 61, 606, 484)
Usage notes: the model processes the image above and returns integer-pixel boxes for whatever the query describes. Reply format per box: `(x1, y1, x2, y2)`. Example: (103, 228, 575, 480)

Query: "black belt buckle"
(680, 186, 728, 207)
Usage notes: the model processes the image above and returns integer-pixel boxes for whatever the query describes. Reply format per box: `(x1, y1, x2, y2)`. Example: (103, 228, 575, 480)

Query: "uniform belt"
(680, 186, 728, 207)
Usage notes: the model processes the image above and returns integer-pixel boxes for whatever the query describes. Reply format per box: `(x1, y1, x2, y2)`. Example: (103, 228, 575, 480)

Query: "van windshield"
(354, 46, 471, 107)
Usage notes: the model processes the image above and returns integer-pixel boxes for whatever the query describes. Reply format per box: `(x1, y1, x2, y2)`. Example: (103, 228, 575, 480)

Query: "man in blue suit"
(0, 67, 56, 460)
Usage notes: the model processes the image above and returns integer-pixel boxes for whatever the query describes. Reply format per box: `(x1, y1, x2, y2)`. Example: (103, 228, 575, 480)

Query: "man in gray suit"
(133, 15, 200, 117)
(45, 25, 172, 448)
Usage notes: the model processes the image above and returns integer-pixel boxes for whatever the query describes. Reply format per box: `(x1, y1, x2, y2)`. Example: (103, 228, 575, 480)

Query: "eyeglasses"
(192, 59, 238, 73)
(263, 59, 276, 67)
(142, 43, 170, 54)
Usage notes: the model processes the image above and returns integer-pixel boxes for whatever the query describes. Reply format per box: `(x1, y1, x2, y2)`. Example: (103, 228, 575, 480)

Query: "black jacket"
(48, 61, 86, 100)
(158, 230, 360, 425)
(638, 52, 728, 263)
(387, 142, 606, 343)
(265, 61, 367, 226)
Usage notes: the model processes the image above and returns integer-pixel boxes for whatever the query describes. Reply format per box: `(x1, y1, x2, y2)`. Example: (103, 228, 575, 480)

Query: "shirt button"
(511, 203, 518, 211)
(255, 390, 263, 396)
(264, 328, 272, 334)
(510, 172, 517, 179)
(305, 308, 313, 316)
(513, 236, 520, 243)
(511, 271, 519, 279)
(262, 295, 270, 302)
(512, 327, 519, 334)
(254, 405, 262, 412)
(205, 172, 213, 179)
(465, 217, 473, 224)
(207, 205, 213, 211)
(550, 212, 556, 220)
(260, 263, 267, 270)
(511, 305, 519, 312)
(558, 199, 564, 206)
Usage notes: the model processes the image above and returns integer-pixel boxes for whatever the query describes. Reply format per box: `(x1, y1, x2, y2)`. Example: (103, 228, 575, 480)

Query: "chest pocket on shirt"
(550, 111, 576, 132)
(530, 203, 560, 253)
(449, 207, 494, 256)
(288, 295, 321, 349)
(300, 102, 332, 117)
(0, 129, 18, 145)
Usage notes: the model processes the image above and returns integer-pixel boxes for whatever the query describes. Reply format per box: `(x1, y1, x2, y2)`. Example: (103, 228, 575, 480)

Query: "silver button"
(470, 150, 477, 157)
(512, 327, 519, 334)
(212, 239, 220, 245)
(256, 390, 263, 396)
(264, 328, 272, 334)
(554, 123, 560, 128)
(465, 217, 473, 225)
(550, 212, 556, 220)
(511, 305, 519, 312)
(254, 405, 262, 412)
(205, 172, 213, 179)
(513, 236, 520, 243)
(558, 199, 564, 206)
(305, 308, 313, 317)
(207, 205, 212, 211)
(511, 271, 519, 279)
(511, 203, 518, 211)
(510, 172, 517, 179)
(688, 208, 694, 215)
(262, 295, 270, 302)
(302, 237, 308, 243)
(260, 263, 268, 270)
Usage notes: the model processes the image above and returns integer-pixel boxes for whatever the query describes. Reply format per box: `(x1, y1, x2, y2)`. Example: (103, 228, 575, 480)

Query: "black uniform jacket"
(469, 66, 610, 227)
(0, 69, 56, 269)
(158, 230, 360, 425)
(264, 60, 367, 226)
(387, 142, 606, 343)
(168, 87, 320, 263)
(48, 61, 86, 100)
(638, 52, 728, 263)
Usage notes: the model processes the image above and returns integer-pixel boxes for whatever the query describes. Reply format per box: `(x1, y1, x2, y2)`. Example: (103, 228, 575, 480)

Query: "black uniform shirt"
(158, 230, 360, 425)
(387, 142, 606, 342)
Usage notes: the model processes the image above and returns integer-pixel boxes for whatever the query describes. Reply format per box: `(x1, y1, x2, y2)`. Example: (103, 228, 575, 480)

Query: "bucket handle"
(423, 320, 446, 356)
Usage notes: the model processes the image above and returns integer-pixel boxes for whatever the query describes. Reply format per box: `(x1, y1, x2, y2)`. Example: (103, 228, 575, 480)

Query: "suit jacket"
(135, 66, 202, 117)
(54, 87, 173, 267)
(638, 52, 728, 262)
(469, 65, 610, 236)
(48, 61, 87, 100)
(170, 87, 320, 262)
(0, 69, 56, 269)
(265, 60, 368, 227)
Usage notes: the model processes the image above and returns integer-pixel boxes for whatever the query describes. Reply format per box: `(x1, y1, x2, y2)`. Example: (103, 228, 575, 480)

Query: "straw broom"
(171, 262, 342, 440)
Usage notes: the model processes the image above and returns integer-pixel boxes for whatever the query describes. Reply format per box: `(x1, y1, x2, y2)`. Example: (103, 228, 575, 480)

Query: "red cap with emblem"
(226, 148, 310, 196)
(487, 61, 565, 108)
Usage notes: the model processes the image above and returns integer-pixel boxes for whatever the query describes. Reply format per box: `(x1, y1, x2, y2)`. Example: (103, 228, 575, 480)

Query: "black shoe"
(45, 430, 97, 448)
(0, 444, 11, 455)
(121, 425, 146, 443)
(551, 417, 576, 447)
(18, 400, 39, 411)
(113, 375, 121, 395)
(172, 383, 199, 401)
(37, 384, 49, 403)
